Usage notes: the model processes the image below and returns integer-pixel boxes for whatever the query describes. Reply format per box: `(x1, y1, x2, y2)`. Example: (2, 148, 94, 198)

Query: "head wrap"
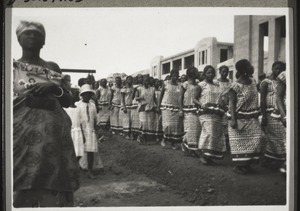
(16, 21, 46, 43)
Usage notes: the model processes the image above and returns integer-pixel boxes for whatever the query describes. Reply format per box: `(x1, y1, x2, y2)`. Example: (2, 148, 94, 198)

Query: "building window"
(153, 66, 157, 77)
(259, 22, 269, 77)
(184, 55, 194, 69)
(220, 49, 228, 63)
(173, 59, 182, 70)
(199, 50, 207, 65)
(276, 16, 286, 38)
(162, 63, 170, 75)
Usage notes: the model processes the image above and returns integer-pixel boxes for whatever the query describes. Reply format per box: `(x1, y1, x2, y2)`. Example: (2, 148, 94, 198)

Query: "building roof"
(130, 69, 150, 77)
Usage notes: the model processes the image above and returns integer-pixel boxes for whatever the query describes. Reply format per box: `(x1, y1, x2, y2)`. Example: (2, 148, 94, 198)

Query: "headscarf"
(16, 21, 46, 43)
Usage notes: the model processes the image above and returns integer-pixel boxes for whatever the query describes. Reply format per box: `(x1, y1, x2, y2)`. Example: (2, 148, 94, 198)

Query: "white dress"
(64, 104, 84, 157)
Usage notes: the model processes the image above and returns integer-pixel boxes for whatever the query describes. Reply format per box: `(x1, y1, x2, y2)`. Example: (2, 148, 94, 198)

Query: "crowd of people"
(65, 59, 287, 177)
(12, 21, 287, 208)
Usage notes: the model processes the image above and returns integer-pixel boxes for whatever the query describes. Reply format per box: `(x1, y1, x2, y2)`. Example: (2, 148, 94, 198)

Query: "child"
(76, 84, 99, 179)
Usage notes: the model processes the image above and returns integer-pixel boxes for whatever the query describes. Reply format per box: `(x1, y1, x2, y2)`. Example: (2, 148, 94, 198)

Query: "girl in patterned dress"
(260, 62, 286, 171)
(158, 69, 184, 149)
(96, 78, 111, 131)
(228, 59, 264, 174)
(121, 76, 135, 139)
(109, 76, 123, 134)
(153, 79, 164, 143)
(131, 75, 143, 141)
(135, 75, 158, 144)
(193, 65, 226, 165)
(13, 21, 79, 207)
(217, 65, 232, 152)
(181, 67, 201, 156)
(276, 67, 287, 174)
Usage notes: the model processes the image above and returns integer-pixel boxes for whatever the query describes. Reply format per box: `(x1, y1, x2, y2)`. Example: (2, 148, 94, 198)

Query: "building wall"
(234, 15, 286, 81)
(150, 37, 233, 80)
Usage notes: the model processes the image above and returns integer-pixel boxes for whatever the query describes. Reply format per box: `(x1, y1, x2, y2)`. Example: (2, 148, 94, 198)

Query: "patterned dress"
(138, 86, 156, 135)
(96, 86, 111, 126)
(160, 81, 184, 142)
(131, 85, 141, 134)
(260, 78, 286, 161)
(197, 81, 226, 159)
(120, 86, 134, 133)
(227, 80, 264, 165)
(110, 87, 122, 132)
(217, 79, 232, 136)
(13, 60, 79, 207)
(154, 89, 163, 137)
(182, 81, 201, 150)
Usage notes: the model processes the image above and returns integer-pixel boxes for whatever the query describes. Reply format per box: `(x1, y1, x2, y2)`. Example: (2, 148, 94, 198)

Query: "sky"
(11, 8, 237, 85)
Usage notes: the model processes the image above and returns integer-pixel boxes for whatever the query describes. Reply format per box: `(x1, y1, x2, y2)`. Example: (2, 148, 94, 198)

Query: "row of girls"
(96, 59, 287, 175)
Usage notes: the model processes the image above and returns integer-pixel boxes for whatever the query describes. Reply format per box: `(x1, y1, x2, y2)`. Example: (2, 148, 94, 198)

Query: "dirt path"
(74, 134, 286, 207)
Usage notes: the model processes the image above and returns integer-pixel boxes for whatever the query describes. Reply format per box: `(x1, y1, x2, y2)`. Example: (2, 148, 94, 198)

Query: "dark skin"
(17, 30, 72, 107)
(121, 77, 133, 114)
(109, 77, 122, 109)
(181, 69, 199, 111)
(276, 78, 286, 127)
(193, 67, 216, 108)
(95, 79, 108, 110)
(229, 63, 253, 129)
(159, 71, 182, 115)
(260, 64, 283, 126)
(218, 68, 230, 82)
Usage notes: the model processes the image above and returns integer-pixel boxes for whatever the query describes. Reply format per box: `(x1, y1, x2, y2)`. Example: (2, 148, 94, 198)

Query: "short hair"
(78, 78, 88, 87)
(219, 65, 229, 73)
(235, 59, 253, 77)
(203, 65, 215, 76)
(186, 66, 198, 78)
(272, 61, 286, 71)
(126, 76, 133, 81)
(170, 69, 179, 76)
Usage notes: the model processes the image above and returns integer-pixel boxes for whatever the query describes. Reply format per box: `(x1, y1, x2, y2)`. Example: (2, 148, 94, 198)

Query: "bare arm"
(192, 86, 202, 107)
(158, 83, 165, 108)
(259, 81, 268, 125)
(229, 89, 237, 128)
(121, 91, 127, 113)
(276, 81, 286, 126)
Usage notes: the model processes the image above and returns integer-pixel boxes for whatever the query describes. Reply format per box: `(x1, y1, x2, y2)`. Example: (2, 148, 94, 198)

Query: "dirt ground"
(74, 134, 286, 207)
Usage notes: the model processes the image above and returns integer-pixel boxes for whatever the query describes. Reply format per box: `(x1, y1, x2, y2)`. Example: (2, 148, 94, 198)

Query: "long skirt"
(13, 97, 79, 193)
(120, 108, 131, 133)
(131, 107, 140, 134)
(110, 106, 121, 132)
(161, 109, 184, 142)
(264, 114, 286, 161)
(139, 111, 156, 135)
(198, 114, 226, 159)
(228, 118, 264, 165)
(97, 105, 110, 126)
(183, 112, 201, 150)
(154, 112, 163, 136)
(13, 189, 74, 207)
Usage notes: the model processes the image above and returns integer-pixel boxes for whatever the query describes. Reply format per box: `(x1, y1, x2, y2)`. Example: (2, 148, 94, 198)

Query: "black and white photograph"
(4, 5, 295, 211)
